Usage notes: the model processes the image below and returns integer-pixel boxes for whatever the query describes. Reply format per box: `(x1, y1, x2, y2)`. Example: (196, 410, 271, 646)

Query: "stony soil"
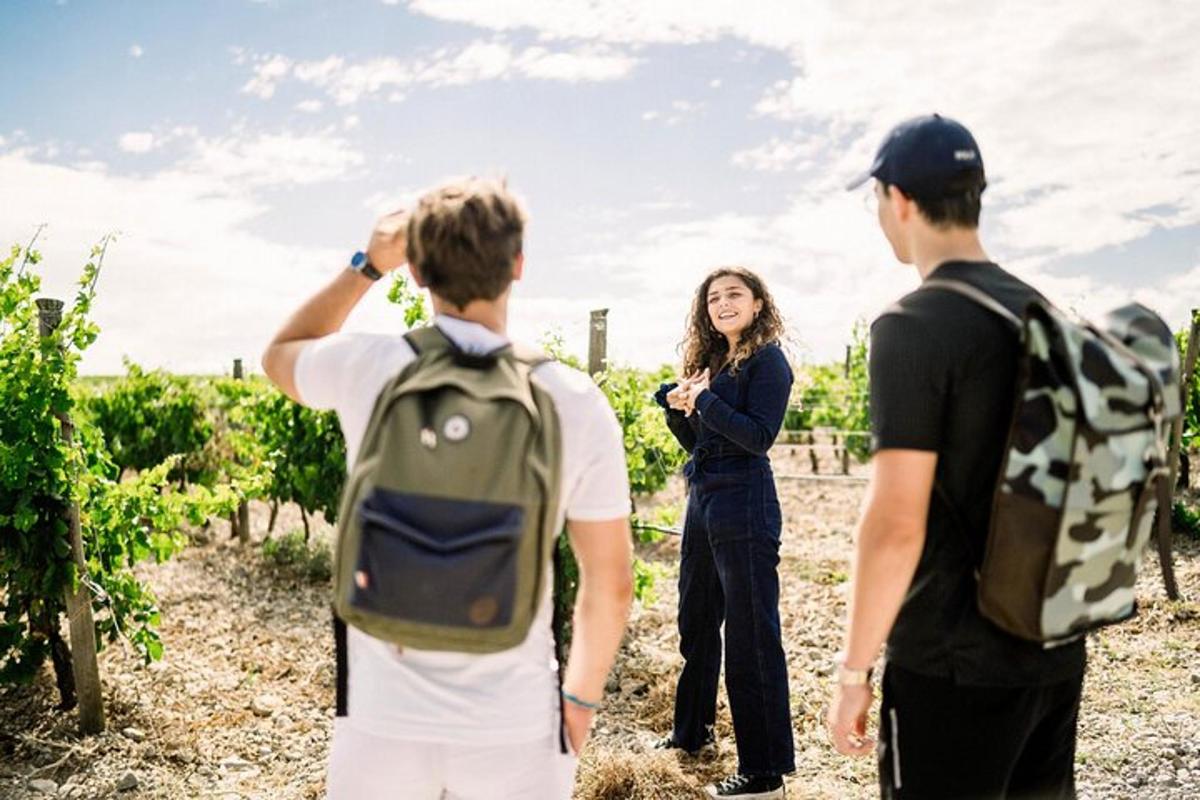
(2, 465, 1198, 799)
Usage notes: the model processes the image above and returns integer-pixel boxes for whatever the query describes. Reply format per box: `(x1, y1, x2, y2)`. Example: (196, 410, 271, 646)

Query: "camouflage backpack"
(924, 279, 1181, 645)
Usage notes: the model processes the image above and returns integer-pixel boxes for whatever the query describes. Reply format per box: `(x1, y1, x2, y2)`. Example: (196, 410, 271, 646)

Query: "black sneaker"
(652, 726, 717, 756)
(705, 773, 785, 799)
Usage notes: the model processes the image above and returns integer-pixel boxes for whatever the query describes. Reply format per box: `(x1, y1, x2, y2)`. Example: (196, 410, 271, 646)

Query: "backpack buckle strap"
(920, 278, 1024, 332)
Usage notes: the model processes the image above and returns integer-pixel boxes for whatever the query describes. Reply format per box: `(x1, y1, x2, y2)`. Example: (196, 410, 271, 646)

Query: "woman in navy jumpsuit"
(654, 267, 795, 798)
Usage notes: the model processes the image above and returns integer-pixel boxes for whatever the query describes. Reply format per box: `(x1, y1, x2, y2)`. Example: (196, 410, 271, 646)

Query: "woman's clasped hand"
(665, 368, 710, 416)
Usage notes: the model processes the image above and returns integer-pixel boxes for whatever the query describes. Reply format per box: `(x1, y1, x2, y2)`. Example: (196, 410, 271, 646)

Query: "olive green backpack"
(332, 325, 562, 654)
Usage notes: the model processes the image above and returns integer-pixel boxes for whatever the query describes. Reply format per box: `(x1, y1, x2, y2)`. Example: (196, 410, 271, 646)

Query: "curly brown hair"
(680, 266, 785, 377)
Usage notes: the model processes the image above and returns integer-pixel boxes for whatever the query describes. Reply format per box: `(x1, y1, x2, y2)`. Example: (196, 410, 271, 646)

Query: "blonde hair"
(405, 177, 527, 309)
(680, 266, 785, 377)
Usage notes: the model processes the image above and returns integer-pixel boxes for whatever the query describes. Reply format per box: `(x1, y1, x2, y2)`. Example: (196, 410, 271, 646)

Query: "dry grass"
(576, 751, 702, 800)
(2, 480, 1199, 799)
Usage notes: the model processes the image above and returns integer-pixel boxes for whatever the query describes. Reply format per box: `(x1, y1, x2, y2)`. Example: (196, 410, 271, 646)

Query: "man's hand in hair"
(367, 209, 411, 274)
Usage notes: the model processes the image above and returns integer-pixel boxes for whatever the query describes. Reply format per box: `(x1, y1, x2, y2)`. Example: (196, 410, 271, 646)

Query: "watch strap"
(837, 664, 873, 686)
(834, 652, 874, 686)
(350, 250, 384, 281)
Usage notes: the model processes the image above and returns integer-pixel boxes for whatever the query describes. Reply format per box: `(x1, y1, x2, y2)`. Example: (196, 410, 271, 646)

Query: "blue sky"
(2, 0, 1198, 374)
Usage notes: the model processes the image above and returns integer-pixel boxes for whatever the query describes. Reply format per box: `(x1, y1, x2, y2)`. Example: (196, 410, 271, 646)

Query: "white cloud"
(0, 126, 370, 374)
(560, 192, 914, 364)
(732, 136, 823, 172)
(185, 130, 364, 187)
(641, 99, 705, 127)
(129, 44, 144, 58)
(116, 127, 361, 188)
(11, 2, 1200, 375)
(408, 0, 1200, 271)
(363, 188, 423, 217)
(295, 99, 324, 113)
(0, 151, 344, 374)
(240, 40, 638, 106)
(510, 45, 637, 82)
(407, 0, 807, 54)
(241, 54, 293, 99)
(742, 1, 1200, 262)
(408, 0, 1200, 349)
(118, 132, 156, 153)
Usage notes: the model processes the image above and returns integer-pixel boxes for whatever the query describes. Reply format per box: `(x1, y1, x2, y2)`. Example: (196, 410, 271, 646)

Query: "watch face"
(350, 251, 367, 269)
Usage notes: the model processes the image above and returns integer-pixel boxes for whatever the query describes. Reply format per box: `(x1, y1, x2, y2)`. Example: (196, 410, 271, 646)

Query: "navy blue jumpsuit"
(655, 342, 796, 777)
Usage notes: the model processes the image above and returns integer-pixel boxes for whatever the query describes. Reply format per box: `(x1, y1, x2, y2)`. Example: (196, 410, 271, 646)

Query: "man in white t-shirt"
(262, 177, 634, 799)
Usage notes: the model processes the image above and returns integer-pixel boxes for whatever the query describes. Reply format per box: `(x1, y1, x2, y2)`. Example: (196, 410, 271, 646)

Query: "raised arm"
(262, 211, 408, 402)
(692, 346, 792, 454)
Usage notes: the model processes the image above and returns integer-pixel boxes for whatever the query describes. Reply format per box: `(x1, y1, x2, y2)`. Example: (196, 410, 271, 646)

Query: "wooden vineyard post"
(36, 298, 106, 735)
(1167, 310, 1199, 492)
(589, 309, 608, 376)
(1160, 309, 1200, 600)
(233, 358, 251, 545)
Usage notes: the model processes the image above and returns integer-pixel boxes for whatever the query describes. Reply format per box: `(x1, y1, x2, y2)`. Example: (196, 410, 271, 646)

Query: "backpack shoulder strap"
(509, 342, 553, 369)
(403, 325, 454, 356)
(918, 278, 1022, 576)
(405, 325, 549, 368)
(920, 278, 1023, 332)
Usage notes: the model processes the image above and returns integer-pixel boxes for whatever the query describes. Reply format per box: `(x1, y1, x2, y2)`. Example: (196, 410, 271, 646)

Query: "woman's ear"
(754, 298, 764, 317)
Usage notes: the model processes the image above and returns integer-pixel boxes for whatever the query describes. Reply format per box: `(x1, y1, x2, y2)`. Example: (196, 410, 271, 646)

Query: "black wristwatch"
(349, 251, 383, 281)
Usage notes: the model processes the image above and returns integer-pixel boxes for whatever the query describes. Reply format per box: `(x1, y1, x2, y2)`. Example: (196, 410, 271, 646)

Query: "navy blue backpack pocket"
(350, 488, 524, 630)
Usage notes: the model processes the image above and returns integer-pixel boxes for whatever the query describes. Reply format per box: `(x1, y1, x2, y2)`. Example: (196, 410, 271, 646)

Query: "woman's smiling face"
(707, 274, 763, 340)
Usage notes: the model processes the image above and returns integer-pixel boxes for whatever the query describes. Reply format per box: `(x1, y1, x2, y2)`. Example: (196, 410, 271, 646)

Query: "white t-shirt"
(294, 314, 631, 744)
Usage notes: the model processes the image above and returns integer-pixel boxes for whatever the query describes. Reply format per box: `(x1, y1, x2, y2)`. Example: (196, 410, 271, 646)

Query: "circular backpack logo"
(443, 414, 471, 442)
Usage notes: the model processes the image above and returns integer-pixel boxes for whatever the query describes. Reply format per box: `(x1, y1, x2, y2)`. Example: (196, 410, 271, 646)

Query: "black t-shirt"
(869, 260, 1086, 687)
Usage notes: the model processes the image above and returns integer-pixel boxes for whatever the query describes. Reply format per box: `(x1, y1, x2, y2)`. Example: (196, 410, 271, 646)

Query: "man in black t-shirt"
(827, 115, 1085, 799)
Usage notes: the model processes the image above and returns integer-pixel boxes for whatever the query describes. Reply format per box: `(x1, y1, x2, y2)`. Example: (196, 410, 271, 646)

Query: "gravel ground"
(2, 465, 1198, 799)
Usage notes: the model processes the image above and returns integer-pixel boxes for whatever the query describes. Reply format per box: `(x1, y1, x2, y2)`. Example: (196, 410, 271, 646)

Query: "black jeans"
(672, 462, 795, 776)
(879, 663, 1083, 799)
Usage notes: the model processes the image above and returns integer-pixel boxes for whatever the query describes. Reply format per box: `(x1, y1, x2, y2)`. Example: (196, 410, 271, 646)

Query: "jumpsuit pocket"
(703, 480, 753, 545)
(760, 474, 782, 542)
(702, 469, 782, 546)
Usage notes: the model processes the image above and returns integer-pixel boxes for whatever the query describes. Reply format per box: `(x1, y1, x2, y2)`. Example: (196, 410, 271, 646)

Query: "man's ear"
(511, 252, 525, 282)
(889, 187, 916, 224)
(408, 261, 426, 288)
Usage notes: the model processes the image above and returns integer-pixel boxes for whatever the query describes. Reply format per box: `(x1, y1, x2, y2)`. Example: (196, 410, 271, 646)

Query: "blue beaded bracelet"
(562, 690, 602, 711)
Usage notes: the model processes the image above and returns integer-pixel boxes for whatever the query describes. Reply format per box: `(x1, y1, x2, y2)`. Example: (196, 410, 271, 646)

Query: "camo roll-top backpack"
(923, 279, 1182, 645)
(332, 325, 563, 654)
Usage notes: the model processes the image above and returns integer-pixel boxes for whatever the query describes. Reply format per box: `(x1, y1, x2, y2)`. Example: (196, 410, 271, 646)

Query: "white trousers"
(325, 719, 580, 800)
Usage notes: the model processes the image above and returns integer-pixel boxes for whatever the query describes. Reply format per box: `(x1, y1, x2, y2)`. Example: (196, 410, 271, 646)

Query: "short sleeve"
(869, 312, 948, 453)
(564, 383, 632, 522)
(293, 333, 411, 411)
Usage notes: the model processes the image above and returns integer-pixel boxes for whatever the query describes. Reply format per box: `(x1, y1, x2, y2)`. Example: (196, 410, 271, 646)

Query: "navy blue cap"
(846, 114, 985, 197)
